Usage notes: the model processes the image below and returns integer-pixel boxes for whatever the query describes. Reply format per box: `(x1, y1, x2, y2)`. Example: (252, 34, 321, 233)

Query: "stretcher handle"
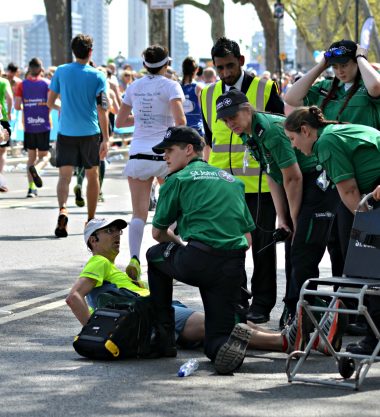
(356, 192, 374, 212)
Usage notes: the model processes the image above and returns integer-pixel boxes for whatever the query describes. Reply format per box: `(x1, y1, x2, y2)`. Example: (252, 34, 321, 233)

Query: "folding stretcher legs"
(286, 277, 380, 390)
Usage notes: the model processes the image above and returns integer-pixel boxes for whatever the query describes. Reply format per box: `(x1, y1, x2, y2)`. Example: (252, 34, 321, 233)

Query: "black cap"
(325, 40, 357, 64)
(152, 126, 203, 154)
(216, 89, 249, 120)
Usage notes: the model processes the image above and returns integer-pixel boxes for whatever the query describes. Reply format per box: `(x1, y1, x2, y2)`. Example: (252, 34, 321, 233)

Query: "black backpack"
(73, 289, 155, 360)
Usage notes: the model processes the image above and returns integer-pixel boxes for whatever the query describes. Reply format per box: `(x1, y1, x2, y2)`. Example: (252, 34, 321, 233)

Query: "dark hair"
(173, 139, 205, 154)
(320, 69, 361, 117)
(28, 57, 43, 76)
(71, 34, 93, 59)
(87, 232, 98, 251)
(284, 106, 341, 132)
(142, 45, 169, 74)
(7, 62, 18, 73)
(211, 37, 241, 62)
(182, 56, 197, 84)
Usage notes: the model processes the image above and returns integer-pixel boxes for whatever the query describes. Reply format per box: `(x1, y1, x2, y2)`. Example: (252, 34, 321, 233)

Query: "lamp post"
(355, 0, 359, 43)
(273, 1, 284, 92)
(66, 0, 72, 63)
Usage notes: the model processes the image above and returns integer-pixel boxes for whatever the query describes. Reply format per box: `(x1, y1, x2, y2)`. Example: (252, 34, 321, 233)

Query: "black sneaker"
(26, 188, 38, 198)
(214, 323, 253, 375)
(29, 165, 43, 188)
(246, 311, 269, 324)
(346, 335, 379, 355)
(54, 211, 68, 238)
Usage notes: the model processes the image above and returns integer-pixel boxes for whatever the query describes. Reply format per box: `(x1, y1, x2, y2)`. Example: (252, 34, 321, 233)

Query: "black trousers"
(245, 192, 277, 315)
(286, 172, 341, 312)
(327, 202, 354, 276)
(146, 242, 246, 361)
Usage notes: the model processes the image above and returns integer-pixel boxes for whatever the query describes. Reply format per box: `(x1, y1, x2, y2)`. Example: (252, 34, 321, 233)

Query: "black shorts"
(56, 133, 100, 168)
(24, 131, 50, 151)
(0, 121, 11, 148)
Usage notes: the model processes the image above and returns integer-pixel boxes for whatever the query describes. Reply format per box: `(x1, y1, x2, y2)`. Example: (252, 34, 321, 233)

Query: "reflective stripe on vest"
(201, 78, 273, 193)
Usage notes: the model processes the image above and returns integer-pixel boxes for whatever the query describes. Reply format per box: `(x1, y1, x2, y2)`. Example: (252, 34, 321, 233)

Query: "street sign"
(150, 0, 174, 9)
(279, 52, 287, 61)
(273, 2, 284, 19)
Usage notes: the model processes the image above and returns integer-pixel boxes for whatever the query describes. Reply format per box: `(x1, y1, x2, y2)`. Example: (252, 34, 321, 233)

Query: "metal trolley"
(286, 193, 380, 390)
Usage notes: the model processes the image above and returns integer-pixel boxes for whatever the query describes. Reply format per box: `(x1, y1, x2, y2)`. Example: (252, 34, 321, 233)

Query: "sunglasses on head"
(324, 46, 353, 58)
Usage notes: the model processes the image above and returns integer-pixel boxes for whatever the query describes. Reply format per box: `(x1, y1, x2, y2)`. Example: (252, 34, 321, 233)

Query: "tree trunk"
(148, 8, 168, 47)
(144, 0, 225, 47)
(44, 0, 72, 65)
(208, 0, 225, 42)
(231, 0, 276, 73)
(249, 0, 276, 73)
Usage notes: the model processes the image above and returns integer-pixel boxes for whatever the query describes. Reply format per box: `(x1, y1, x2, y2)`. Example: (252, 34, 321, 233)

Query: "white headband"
(143, 56, 169, 68)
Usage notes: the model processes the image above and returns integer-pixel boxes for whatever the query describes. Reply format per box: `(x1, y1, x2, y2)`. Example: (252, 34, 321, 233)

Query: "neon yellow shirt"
(80, 255, 150, 297)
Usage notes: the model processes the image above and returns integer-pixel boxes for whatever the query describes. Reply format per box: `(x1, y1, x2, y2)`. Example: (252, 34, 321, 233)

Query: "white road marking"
(2, 288, 69, 311)
(0, 299, 67, 325)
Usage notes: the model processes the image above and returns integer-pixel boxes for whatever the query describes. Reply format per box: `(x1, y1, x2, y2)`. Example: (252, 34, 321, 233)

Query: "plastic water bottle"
(177, 358, 199, 377)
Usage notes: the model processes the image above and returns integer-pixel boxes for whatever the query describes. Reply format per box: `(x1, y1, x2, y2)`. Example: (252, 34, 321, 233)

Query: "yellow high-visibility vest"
(201, 77, 274, 193)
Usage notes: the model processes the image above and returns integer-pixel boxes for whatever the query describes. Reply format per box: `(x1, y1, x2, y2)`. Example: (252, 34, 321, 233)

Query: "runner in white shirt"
(116, 45, 186, 281)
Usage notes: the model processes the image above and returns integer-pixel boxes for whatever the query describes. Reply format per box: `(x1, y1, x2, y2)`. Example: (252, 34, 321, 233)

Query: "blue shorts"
(172, 301, 195, 340)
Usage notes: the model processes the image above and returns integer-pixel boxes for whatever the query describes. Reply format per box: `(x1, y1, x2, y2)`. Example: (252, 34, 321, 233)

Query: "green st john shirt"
(241, 112, 318, 184)
(152, 159, 255, 249)
(305, 78, 380, 128)
(313, 124, 380, 193)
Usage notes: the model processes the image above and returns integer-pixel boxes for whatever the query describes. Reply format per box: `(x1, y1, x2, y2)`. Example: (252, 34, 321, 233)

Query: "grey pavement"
(1, 158, 380, 417)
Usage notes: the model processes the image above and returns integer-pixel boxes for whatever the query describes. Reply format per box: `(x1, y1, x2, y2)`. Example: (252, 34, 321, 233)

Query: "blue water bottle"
(177, 358, 199, 377)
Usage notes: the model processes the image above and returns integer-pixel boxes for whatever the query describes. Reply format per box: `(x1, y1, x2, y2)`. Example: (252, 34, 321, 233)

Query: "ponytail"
(284, 105, 340, 132)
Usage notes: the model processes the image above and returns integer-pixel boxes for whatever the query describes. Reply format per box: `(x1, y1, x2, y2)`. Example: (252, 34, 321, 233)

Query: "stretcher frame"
(286, 193, 380, 390)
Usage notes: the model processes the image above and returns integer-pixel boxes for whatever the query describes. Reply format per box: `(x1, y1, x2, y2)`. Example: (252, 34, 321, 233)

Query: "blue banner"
(360, 16, 375, 50)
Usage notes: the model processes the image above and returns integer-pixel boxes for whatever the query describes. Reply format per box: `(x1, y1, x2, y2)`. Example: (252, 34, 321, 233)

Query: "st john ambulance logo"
(218, 170, 235, 182)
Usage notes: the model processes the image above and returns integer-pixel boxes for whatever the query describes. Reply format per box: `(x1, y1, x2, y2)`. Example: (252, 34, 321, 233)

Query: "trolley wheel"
(338, 357, 355, 379)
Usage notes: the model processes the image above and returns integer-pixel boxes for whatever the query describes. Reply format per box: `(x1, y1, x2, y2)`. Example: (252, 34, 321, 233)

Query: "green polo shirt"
(305, 78, 380, 128)
(313, 124, 380, 193)
(241, 112, 318, 184)
(153, 159, 255, 249)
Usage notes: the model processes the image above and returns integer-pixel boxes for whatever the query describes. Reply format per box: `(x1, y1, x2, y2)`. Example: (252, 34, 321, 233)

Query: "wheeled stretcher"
(286, 193, 380, 390)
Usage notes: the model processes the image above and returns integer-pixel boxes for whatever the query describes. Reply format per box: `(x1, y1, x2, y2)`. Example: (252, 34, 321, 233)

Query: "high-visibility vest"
(201, 77, 273, 193)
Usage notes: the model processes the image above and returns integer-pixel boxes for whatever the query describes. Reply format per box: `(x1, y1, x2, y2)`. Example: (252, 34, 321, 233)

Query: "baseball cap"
(84, 217, 127, 245)
(324, 40, 357, 64)
(152, 126, 203, 154)
(216, 89, 249, 120)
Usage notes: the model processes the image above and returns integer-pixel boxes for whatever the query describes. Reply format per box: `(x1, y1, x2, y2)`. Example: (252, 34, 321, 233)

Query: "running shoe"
(54, 209, 68, 238)
(26, 188, 38, 198)
(126, 256, 141, 281)
(313, 299, 348, 355)
(282, 303, 314, 353)
(214, 323, 253, 374)
(29, 165, 43, 188)
(74, 185, 85, 207)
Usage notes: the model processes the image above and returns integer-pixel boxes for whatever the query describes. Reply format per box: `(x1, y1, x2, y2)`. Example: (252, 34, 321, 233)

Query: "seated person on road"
(66, 217, 346, 357)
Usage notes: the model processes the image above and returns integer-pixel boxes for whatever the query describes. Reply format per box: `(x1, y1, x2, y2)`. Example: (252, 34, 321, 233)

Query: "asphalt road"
(1, 158, 380, 417)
